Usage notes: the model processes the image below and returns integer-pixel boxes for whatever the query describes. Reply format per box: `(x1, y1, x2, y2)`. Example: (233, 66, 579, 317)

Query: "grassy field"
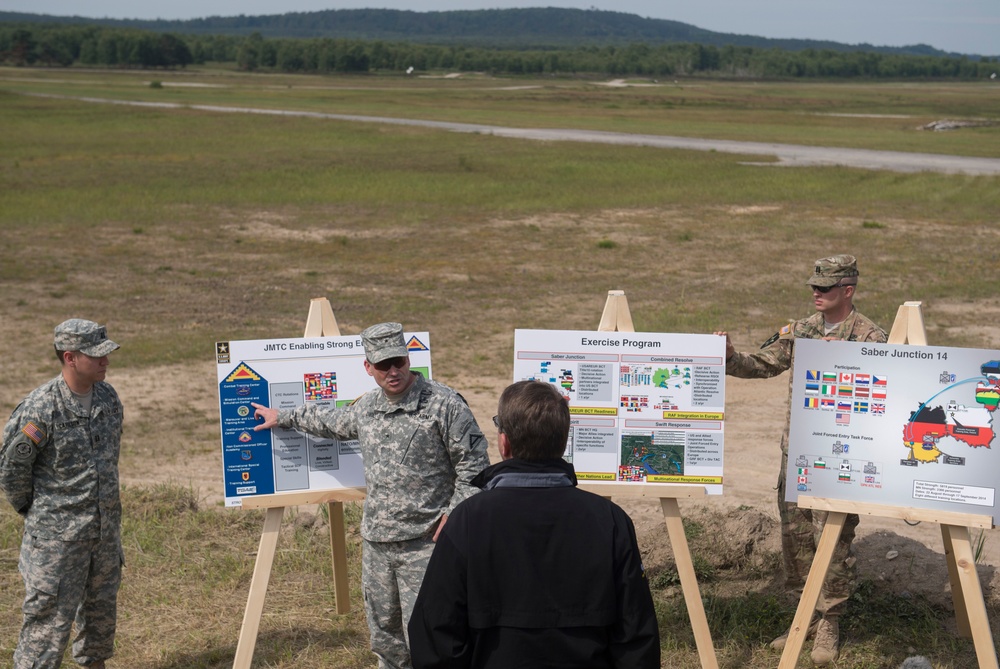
(0, 67, 998, 668)
(2, 67, 1000, 155)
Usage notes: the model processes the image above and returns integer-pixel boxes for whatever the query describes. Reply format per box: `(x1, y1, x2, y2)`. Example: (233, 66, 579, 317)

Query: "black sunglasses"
(492, 415, 501, 431)
(810, 282, 854, 294)
(371, 356, 407, 372)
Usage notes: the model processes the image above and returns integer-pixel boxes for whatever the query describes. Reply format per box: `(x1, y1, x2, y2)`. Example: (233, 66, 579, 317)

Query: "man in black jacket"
(408, 380, 660, 669)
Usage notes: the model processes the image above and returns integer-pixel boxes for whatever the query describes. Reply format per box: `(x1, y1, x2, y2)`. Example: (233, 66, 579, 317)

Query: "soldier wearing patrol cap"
(714, 255, 886, 666)
(253, 322, 489, 669)
(1, 319, 125, 669)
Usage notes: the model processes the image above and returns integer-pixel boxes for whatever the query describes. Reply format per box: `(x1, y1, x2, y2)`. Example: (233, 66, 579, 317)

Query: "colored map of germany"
(902, 360, 1000, 463)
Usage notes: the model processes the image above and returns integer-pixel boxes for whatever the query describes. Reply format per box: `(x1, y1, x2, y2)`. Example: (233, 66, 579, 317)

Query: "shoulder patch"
(21, 422, 45, 445)
(14, 442, 35, 460)
(760, 323, 796, 349)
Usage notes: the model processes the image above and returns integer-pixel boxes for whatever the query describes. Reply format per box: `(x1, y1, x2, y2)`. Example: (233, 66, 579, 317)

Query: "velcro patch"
(15, 442, 35, 459)
(21, 422, 45, 444)
(760, 332, 780, 349)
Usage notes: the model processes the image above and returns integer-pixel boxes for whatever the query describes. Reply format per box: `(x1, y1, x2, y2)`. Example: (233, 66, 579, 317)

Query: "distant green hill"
(0, 7, 973, 57)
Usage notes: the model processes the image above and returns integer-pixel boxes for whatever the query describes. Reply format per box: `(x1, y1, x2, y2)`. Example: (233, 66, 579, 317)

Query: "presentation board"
(513, 329, 726, 492)
(787, 338, 1000, 524)
(215, 332, 432, 507)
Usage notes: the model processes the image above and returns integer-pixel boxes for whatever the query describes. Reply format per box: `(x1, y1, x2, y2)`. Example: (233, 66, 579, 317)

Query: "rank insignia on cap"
(21, 422, 45, 445)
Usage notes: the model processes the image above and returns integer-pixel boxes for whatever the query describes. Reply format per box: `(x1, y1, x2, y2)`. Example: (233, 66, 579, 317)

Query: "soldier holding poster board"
(715, 255, 886, 666)
(253, 322, 489, 669)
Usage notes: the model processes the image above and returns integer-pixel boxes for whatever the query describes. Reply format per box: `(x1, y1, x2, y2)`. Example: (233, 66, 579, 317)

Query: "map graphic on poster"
(513, 329, 726, 493)
(788, 338, 1000, 524)
(215, 332, 432, 507)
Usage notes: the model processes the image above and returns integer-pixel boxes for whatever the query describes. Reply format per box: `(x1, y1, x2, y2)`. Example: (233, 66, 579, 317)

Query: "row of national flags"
(803, 370, 888, 402)
(806, 371, 887, 386)
(803, 370, 888, 425)
(803, 398, 885, 414)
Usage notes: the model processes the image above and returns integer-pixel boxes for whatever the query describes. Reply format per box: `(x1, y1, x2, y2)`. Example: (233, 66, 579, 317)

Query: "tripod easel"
(232, 298, 366, 669)
(578, 289, 720, 669)
(777, 301, 998, 668)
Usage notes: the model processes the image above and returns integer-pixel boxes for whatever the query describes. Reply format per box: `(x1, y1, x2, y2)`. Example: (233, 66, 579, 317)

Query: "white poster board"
(215, 332, 432, 507)
(787, 338, 1000, 524)
(513, 329, 726, 492)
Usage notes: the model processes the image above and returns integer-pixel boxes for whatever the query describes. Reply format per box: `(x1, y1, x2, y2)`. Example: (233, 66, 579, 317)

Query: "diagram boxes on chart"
(215, 332, 432, 507)
(788, 338, 1000, 523)
(513, 329, 727, 492)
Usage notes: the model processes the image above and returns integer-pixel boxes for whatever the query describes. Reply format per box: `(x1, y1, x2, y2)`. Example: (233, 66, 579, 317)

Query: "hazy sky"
(2, 1, 997, 55)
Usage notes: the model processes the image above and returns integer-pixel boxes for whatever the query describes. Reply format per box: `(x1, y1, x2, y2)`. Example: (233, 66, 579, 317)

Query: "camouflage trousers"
(778, 444, 859, 616)
(361, 536, 435, 669)
(15, 532, 123, 669)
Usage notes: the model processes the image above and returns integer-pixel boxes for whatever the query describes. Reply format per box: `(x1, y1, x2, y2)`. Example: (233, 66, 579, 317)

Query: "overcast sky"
(2, 1, 997, 56)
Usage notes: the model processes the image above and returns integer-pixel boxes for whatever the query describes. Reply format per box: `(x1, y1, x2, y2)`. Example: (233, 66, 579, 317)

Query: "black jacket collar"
(471, 458, 578, 489)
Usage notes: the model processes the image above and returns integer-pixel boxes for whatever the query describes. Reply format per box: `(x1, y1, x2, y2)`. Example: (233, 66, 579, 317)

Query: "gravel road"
(27, 92, 1000, 176)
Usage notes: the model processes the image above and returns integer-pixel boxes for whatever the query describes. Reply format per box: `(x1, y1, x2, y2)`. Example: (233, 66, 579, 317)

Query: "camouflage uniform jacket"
(726, 308, 887, 380)
(0, 375, 124, 541)
(277, 372, 489, 543)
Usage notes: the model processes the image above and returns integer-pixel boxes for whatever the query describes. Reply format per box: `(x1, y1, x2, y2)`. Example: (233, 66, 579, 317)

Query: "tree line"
(1, 23, 996, 79)
(0, 24, 193, 68)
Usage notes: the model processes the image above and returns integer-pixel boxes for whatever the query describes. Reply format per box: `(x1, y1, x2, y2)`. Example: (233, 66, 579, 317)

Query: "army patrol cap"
(807, 254, 860, 288)
(54, 318, 120, 357)
(361, 322, 408, 364)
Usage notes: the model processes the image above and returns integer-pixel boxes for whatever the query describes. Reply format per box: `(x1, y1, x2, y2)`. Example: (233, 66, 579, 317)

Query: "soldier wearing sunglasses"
(714, 255, 886, 666)
(253, 322, 489, 669)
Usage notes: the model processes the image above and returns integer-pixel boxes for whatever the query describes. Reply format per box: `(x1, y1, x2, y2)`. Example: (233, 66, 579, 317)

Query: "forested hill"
(0, 7, 963, 57)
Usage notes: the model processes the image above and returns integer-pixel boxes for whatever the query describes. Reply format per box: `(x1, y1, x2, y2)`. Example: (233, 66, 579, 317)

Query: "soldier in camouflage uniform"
(253, 322, 489, 669)
(0, 319, 124, 669)
(716, 255, 886, 666)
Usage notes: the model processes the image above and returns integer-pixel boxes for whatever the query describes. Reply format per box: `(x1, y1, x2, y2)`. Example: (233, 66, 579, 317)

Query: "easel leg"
(777, 511, 846, 669)
(941, 524, 972, 637)
(942, 525, 999, 669)
(660, 498, 719, 669)
(233, 506, 284, 669)
(327, 500, 352, 614)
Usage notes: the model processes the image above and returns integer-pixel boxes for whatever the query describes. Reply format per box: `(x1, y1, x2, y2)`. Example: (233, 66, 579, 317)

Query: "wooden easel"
(578, 289, 720, 669)
(777, 301, 998, 669)
(232, 297, 367, 669)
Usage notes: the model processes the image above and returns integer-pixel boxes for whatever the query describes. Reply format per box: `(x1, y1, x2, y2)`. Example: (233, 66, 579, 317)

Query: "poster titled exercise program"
(788, 338, 1000, 524)
(215, 332, 432, 507)
(513, 329, 727, 493)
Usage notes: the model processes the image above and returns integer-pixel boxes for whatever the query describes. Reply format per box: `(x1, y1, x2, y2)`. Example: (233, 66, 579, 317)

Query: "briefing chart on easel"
(788, 338, 1000, 524)
(215, 332, 432, 507)
(513, 329, 727, 492)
